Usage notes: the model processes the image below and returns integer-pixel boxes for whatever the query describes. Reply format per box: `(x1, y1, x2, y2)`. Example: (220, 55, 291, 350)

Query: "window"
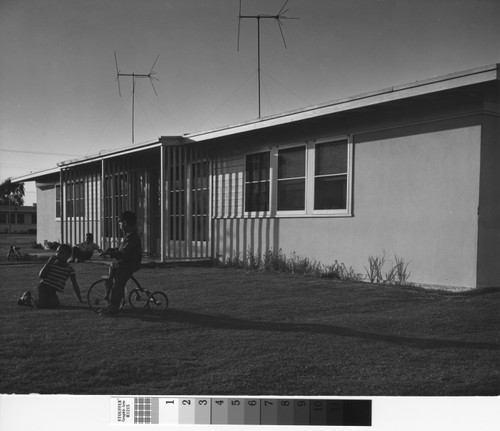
(0, 213, 6, 224)
(245, 151, 270, 212)
(55, 185, 61, 218)
(277, 146, 306, 211)
(191, 160, 210, 241)
(32, 213, 37, 224)
(169, 164, 186, 241)
(243, 136, 352, 217)
(17, 213, 25, 224)
(314, 139, 348, 210)
(66, 181, 85, 217)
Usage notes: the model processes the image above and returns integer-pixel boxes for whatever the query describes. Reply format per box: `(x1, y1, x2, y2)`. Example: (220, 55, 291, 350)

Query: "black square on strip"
(342, 400, 372, 426)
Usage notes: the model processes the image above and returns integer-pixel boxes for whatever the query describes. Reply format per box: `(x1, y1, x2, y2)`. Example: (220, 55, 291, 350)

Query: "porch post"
(60, 169, 64, 243)
(101, 158, 105, 250)
(160, 144, 165, 262)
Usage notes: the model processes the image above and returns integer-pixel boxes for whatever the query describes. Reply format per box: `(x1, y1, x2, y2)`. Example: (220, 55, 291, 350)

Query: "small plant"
(263, 249, 288, 272)
(365, 251, 386, 283)
(246, 249, 261, 270)
(383, 255, 412, 285)
(323, 261, 363, 281)
(393, 255, 411, 285)
(226, 252, 245, 268)
(364, 252, 412, 285)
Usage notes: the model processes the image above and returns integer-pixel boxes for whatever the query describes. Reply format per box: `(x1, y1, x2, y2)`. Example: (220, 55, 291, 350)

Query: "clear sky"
(1, 0, 499, 205)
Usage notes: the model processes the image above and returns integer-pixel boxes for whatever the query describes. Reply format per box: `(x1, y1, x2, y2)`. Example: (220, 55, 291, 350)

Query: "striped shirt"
(41, 262, 75, 292)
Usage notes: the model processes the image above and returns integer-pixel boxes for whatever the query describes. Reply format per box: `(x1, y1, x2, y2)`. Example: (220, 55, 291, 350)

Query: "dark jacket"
(112, 230, 142, 272)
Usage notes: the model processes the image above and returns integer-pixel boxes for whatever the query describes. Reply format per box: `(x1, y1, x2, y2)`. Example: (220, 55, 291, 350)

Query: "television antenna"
(114, 51, 159, 144)
(237, 0, 299, 118)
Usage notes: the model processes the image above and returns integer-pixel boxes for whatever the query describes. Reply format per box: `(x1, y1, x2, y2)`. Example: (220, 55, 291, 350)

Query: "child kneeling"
(18, 244, 83, 308)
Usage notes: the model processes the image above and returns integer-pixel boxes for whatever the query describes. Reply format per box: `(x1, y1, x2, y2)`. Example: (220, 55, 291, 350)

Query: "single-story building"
(14, 64, 500, 289)
(0, 205, 37, 234)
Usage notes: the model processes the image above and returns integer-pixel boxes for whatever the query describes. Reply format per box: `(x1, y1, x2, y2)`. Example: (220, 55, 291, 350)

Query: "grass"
(0, 234, 499, 396)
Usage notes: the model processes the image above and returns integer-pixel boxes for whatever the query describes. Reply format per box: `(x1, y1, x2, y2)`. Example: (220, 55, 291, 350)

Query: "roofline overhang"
(58, 138, 169, 169)
(12, 167, 61, 183)
(180, 63, 499, 142)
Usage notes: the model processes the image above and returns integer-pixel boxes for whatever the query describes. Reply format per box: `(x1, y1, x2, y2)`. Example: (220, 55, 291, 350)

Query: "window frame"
(275, 144, 308, 216)
(242, 135, 353, 218)
(65, 180, 85, 219)
(311, 136, 352, 216)
(243, 150, 272, 217)
(55, 184, 61, 220)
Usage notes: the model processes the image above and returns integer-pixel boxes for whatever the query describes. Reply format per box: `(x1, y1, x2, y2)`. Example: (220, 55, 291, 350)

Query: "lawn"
(0, 235, 499, 396)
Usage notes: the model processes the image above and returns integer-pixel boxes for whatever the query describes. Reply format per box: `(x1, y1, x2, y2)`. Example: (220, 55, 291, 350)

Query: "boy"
(69, 232, 102, 263)
(18, 244, 83, 308)
(100, 211, 142, 316)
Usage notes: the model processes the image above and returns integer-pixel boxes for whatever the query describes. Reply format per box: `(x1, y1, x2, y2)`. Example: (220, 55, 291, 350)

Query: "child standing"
(99, 211, 142, 316)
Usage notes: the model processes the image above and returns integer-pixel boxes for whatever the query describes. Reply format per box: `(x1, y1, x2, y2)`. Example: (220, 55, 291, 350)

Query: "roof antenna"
(237, 0, 299, 118)
(114, 51, 159, 144)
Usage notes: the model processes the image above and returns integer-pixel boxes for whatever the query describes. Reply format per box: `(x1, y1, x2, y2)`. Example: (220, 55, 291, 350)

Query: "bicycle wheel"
(87, 278, 125, 313)
(147, 291, 169, 314)
(128, 288, 149, 309)
(87, 279, 108, 313)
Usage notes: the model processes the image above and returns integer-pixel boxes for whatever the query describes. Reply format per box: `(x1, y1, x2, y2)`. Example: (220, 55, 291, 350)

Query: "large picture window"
(245, 151, 270, 212)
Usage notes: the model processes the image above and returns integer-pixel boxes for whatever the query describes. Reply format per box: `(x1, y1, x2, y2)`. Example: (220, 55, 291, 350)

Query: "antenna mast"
(237, 0, 298, 118)
(114, 52, 159, 144)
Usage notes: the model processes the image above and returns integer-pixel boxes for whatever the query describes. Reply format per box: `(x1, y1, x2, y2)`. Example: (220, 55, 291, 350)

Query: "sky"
(0, 0, 499, 205)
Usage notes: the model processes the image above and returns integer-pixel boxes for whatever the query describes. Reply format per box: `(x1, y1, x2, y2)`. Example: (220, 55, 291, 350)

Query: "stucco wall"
(212, 122, 483, 288)
(278, 125, 481, 288)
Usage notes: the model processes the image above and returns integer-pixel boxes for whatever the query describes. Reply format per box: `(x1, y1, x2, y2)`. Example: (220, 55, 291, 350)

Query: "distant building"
(14, 64, 500, 289)
(0, 205, 37, 234)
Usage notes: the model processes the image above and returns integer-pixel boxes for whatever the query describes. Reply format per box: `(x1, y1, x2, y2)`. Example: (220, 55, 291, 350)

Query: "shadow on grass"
(103, 307, 500, 351)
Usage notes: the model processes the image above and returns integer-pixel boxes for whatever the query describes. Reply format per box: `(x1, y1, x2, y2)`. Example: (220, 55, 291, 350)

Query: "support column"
(160, 144, 165, 261)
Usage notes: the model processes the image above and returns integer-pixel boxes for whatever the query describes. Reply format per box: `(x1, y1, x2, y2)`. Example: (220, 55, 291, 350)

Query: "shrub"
(217, 249, 363, 282)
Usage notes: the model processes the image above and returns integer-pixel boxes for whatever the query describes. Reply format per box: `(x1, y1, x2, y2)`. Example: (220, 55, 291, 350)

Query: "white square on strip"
(158, 397, 180, 424)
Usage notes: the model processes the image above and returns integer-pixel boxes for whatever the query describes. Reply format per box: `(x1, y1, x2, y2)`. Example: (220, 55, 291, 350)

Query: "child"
(99, 211, 142, 316)
(69, 233, 102, 263)
(18, 244, 83, 308)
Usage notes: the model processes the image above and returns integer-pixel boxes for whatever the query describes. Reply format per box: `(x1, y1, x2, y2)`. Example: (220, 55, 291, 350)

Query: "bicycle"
(7, 243, 24, 261)
(87, 274, 169, 315)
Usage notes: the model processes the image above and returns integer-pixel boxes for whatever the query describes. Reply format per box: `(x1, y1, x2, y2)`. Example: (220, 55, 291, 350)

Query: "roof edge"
(12, 167, 61, 183)
(181, 63, 500, 142)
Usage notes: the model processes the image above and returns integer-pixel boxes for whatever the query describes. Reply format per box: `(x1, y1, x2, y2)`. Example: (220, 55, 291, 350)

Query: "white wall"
(278, 126, 481, 288)
(212, 124, 482, 288)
